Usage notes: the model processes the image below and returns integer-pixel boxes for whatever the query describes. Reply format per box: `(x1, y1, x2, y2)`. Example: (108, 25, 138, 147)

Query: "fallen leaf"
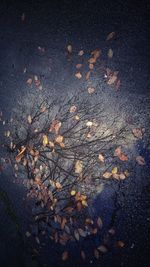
(55, 135, 64, 144)
(106, 31, 115, 41)
(119, 154, 128, 161)
(86, 71, 91, 80)
(49, 141, 55, 148)
(81, 199, 88, 207)
(62, 251, 69, 261)
(107, 74, 118, 85)
(89, 63, 94, 69)
(16, 146, 26, 162)
(75, 72, 82, 79)
(56, 181, 62, 189)
(76, 63, 82, 69)
(98, 154, 104, 163)
(115, 79, 121, 90)
(132, 128, 143, 139)
(78, 50, 84, 56)
(26, 78, 32, 85)
(61, 217, 67, 230)
(116, 241, 125, 248)
(81, 250, 86, 260)
(43, 135, 49, 146)
(136, 155, 146, 165)
(94, 249, 99, 259)
(112, 167, 118, 174)
(97, 245, 108, 253)
(78, 228, 87, 237)
(88, 57, 96, 64)
(21, 13, 26, 21)
(75, 160, 83, 174)
(67, 45, 72, 53)
(97, 217, 103, 228)
(103, 172, 112, 179)
(107, 48, 113, 58)
(74, 115, 80, 120)
(86, 121, 93, 127)
(114, 146, 122, 157)
(74, 229, 80, 241)
(91, 49, 101, 59)
(27, 115, 32, 124)
(49, 120, 61, 134)
(108, 228, 116, 235)
(70, 190, 76, 196)
(69, 105, 77, 113)
(119, 173, 126, 180)
(88, 87, 95, 94)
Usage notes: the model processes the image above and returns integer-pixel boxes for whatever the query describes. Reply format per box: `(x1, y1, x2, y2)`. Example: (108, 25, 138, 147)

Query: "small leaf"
(70, 190, 76, 196)
(75, 72, 82, 79)
(55, 181, 62, 189)
(85, 71, 91, 80)
(88, 57, 96, 64)
(16, 146, 26, 162)
(61, 217, 67, 230)
(49, 120, 61, 134)
(132, 128, 143, 139)
(88, 87, 95, 94)
(97, 217, 103, 228)
(116, 241, 125, 248)
(55, 135, 64, 144)
(103, 172, 112, 179)
(86, 121, 93, 127)
(107, 48, 113, 58)
(78, 228, 87, 237)
(97, 245, 108, 253)
(74, 229, 80, 241)
(106, 31, 115, 41)
(76, 63, 82, 69)
(119, 154, 128, 161)
(94, 249, 99, 259)
(27, 115, 32, 124)
(107, 74, 118, 85)
(78, 50, 84, 56)
(98, 154, 104, 163)
(69, 105, 77, 113)
(62, 251, 69, 261)
(67, 45, 72, 53)
(75, 160, 83, 174)
(43, 135, 49, 146)
(136, 155, 146, 165)
(89, 63, 94, 69)
(81, 250, 86, 260)
(112, 167, 118, 174)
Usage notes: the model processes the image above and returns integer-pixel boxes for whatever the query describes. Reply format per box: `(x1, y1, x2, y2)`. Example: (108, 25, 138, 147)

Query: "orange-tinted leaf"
(106, 31, 115, 41)
(55, 181, 62, 189)
(55, 135, 64, 144)
(16, 146, 26, 162)
(136, 155, 146, 165)
(75, 72, 82, 79)
(114, 146, 122, 157)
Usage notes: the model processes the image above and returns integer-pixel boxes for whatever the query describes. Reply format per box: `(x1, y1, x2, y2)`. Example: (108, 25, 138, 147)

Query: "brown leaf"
(115, 79, 121, 90)
(136, 155, 146, 165)
(88, 57, 96, 64)
(118, 154, 128, 161)
(61, 217, 67, 230)
(26, 78, 32, 85)
(55, 135, 64, 144)
(116, 241, 125, 248)
(75, 160, 83, 174)
(89, 63, 94, 69)
(16, 146, 26, 162)
(91, 49, 101, 59)
(62, 251, 69, 261)
(75, 72, 82, 79)
(86, 71, 91, 80)
(106, 31, 115, 41)
(97, 245, 108, 253)
(107, 74, 118, 85)
(132, 128, 143, 139)
(55, 181, 62, 189)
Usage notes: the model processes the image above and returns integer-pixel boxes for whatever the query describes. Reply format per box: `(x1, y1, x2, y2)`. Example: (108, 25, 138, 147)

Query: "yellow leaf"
(70, 190, 76, 196)
(81, 200, 88, 207)
(107, 48, 113, 58)
(75, 160, 82, 174)
(112, 167, 118, 174)
(55, 135, 64, 144)
(27, 115, 32, 124)
(26, 78, 32, 85)
(43, 135, 49, 146)
(106, 31, 115, 41)
(103, 172, 112, 179)
(75, 72, 82, 79)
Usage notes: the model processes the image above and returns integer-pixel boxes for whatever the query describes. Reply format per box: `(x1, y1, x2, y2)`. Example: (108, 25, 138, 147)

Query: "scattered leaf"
(89, 63, 94, 69)
(78, 228, 87, 237)
(106, 31, 115, 41)
(27, 115, 32, 124)
(94, 249, 99, 259)
(97, 245, 108, 253)
(116, 241, 125, 248)
(88, 87, 95, 94)
(119, 154, 128, 161)
(97, 217, 103, 228)
(55, 135, 64, 144)
(75, 72, 82, 79)
(81, 250, 86, 260)
(43, 135, 49, 146)
(86, 71, 91, 80)
(70, 105, 77, 113)
(74, 229, 80, 241)
(70, 190, 76, 196)
(76, 63, 82, 69)
(61, 217, 67, 230)
(78, 50, 84, 56)
(26, 78, 32, 85)
(107, 48, 113, 58)
(136, 155, 146, 165)
(75, 160, 83, 174)
(62, 251, 69, 261)
(16, 146, 26, 162)
(107, 74, 118, 85)
(132, 128, 143, 139)
(86, 121, 93, 127)
(98, 154, 105, 163)
(67, 45, 72, 53)
(55, 181, 62, 189)
(103, 172, 112, 179)
(88, 57, 96, 64)
(112, 167, 118, 174)
(49, 120, 61, 134)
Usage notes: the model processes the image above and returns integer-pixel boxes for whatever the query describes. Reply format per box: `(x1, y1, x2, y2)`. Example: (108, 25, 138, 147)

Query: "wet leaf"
(43, 135, 49, 146)
(62, 251, 69, 261)
(75, 72, 82, 79)
(88, 87, 95, 94)
(103, 172, 112, 179)
(70, 105, 77, 113)
(106, 31, 115, 41)
(136, 155, 146, 165)
(27, 115, 32, 124)
(107, 48, 113, 58)
(75, 160, 83, 174)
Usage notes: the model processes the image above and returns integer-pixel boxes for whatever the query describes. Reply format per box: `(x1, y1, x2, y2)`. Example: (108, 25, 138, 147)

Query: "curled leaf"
(75, 160, 83, 174)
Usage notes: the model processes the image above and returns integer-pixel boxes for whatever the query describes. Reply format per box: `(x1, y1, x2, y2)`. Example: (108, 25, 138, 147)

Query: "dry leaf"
(91, 49, 101, 59)
(55, 181, 62, 189)
(78, 228, 87, 237)
(119, 173, 126, 180)
(89, 63, 94, 69)
(70, 190, 76, 196)
(78, 50, 84, 56)
(75, 72, 82, 79)
(55, 135, 64, 144)
(75, 160, 83, 174)
(67, 45, 72, 53)
(94, 249, 99, 259)
(26, 78, 32, 85)
(49, 141, 55, 148)
(115, 79, 121, 90)
(119, 154, 128, 161)
(107, 74, 118, 85)
(16, 146, 26, 162)
(86, 71, 91, 80)
(49, 120, 61, 134)
(114, 146, 122, 157)
(116, 241, 125, 248)
(106, 31, 115, 41)
(27, 115, 32, 124)
(74, 115, 80, 120)
(76, 63, 82, 69)
(107, 48, 113, 58)
(132, 128, 143, 139)
(74, 230, 80, 241)
(62, 251, 69, 261)
(81, 199, 88, 207)
(69, 105, 77, 113)
(112, 167, 118, 174)
(61, 217, 67, 230)
(103, 172, 112, 179)
(136, 155, 146, 165)
(98, 154, 104, 163)
(43, 135, 49, 146)
(86, 121, 93, 127)
(88, 57, 96, 64)
(88, 87, 95, 94)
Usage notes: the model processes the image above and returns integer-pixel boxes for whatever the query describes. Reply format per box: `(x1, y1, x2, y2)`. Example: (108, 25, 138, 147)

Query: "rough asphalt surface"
(0, 1, 150, 266)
